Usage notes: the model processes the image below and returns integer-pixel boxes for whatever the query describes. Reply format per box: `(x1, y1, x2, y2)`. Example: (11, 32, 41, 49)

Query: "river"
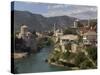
(14, 46, 68, 73)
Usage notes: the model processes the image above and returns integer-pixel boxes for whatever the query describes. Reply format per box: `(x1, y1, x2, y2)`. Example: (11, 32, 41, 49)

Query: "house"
(59, 34, 79, 53)
(83, 30, 97, 46)
(53, 29, 63, 43)
(53, 24, 79, 53)
(60, 35, 78, 41)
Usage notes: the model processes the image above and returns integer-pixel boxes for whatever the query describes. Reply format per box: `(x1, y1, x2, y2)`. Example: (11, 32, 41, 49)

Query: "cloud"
(47, 4, 68, 9)
(68, 6, 97, 19)
(14, 1, 97, 19)
(42, 5, 97, 19)
(72, 11, 97, 19)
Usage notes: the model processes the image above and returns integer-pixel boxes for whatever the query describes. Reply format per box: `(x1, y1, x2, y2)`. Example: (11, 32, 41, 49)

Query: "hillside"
(12, 10, 76, 32)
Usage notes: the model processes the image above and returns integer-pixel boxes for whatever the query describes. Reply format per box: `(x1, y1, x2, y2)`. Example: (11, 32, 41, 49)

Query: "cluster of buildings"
(15, 25, 37, 53)
(15, 19, 97, 54)
(53, 19, 97, 53)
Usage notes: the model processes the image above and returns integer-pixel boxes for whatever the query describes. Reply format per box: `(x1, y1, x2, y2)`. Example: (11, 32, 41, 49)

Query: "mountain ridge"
(12, 10, 97, 32)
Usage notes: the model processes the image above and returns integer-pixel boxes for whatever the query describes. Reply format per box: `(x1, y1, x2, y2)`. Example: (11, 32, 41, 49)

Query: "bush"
(74, 52, 86, 65)
(60, 52, 70, 59)
(46, 38, 54, 46)
(86, 46, 97, 61)
(63, 28, 77, 35)
(80, 59, 94, 69)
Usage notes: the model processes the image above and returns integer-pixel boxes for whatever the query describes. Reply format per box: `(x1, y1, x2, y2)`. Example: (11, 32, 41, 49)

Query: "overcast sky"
(13, 1, 97, 20)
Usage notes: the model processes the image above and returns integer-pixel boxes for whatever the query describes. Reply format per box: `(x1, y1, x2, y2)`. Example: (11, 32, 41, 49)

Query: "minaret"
(88, 19, 93, 30)
(74, 21, 76, 28)
(74, 19, 79, 28)
(60, 28, 63, 35)
(88, 19, 90, 26)
(53, 24, 56, 33)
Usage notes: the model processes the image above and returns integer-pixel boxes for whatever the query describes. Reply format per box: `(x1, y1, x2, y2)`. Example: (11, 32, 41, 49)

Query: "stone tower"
(73, 19, 79, 28)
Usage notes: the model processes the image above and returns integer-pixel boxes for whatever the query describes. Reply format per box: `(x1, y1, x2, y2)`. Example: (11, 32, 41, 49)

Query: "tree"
(80, 59, 94, 69)
(63, 28, 77, 35)
(74, 52, 86, 66)
(86, 46, 97, 62)
(77, 21, 83, 28)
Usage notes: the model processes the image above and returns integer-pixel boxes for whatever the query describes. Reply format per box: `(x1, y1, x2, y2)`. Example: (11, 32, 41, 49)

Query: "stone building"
(60, 35, 79, 53)
(53, 24, 79, 53)
(83, 30, 97, 46)
(53, 24, 63, 43)
(16, 25, 37, 52)
(73, 19, 79, 28)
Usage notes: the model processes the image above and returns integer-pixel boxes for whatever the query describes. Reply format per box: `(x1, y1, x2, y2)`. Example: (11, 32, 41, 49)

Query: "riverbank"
(48, 62, 80, 70)
(12, 52, 28, 59)
(48, 62, 64, 67)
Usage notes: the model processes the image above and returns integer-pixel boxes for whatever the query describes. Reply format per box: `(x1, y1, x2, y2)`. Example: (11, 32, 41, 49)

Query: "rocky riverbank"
(12, 52, 28, 59)
(48, 61, 80, 70)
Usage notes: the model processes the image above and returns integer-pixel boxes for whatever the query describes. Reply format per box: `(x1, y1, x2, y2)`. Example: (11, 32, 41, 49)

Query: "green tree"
(80, 59, 94, 69)
(74, 52, 86, 66)
(86, 46, 97, 62)
(63, 28, 77, 35)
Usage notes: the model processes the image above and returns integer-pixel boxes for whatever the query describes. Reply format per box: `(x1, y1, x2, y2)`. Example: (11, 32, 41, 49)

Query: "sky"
(12, 1, 97, 20)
